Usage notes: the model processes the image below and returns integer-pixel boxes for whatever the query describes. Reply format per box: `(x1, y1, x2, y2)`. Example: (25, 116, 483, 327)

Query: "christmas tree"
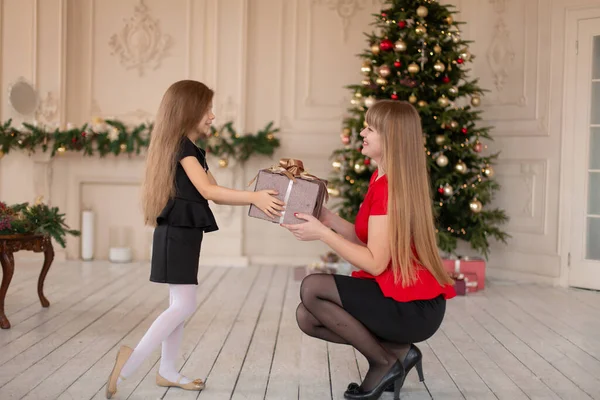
(328, 0, 509, 257)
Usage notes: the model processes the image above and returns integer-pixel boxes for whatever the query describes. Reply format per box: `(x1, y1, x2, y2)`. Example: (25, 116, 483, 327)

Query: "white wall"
(1, 0, 598, 284)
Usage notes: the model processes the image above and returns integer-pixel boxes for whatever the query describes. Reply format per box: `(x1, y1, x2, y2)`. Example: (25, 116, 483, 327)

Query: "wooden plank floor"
(1, 260, 600, 400)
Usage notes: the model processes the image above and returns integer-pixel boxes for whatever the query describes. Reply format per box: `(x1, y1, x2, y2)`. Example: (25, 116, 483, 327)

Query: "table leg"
(38, 244, 54, 308)
(0, 251, 15, 329)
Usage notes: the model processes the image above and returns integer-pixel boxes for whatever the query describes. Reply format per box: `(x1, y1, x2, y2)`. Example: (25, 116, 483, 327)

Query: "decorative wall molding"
(314, 0, 367, 42)
(494, 158, 547, 235)
(108, 0, 172, 77)
(35, 91, 59, 123)
(486, 0, 515, 92)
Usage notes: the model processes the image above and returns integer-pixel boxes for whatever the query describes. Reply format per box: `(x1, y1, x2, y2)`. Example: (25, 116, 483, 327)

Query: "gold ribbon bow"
(248, 158, 329, 202)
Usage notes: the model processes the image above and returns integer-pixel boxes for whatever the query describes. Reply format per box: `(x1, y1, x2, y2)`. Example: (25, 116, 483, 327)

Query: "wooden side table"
(0, 234, 54, 329)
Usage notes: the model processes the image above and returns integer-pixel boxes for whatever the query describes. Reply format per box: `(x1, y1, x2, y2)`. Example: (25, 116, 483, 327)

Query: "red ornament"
(474, 142, 483, 152)
(442, 76, 450, 84)
(457, 58, 464, 64)
(391, 93, 399, 100)
(381, 12, 387, 17)
(461, 127, 468, 134)
(394, 60, 402, 68)
(438, 187, 445, 194)
(379, 39, 394, 52)
(398, 20, 406, 28)
(81, 131, 87, 137)
(71, 137, 77, 143)
(364, 158, 371, 166)
(342, 136, 351, 145)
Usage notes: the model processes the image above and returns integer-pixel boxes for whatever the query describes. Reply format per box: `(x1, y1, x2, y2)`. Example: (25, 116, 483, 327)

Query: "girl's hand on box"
(252, 190, 285, 218)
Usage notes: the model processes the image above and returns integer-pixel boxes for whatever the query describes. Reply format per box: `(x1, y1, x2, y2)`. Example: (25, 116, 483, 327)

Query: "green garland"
(0, 118, 280, 162)
(0, 200, 80, 248)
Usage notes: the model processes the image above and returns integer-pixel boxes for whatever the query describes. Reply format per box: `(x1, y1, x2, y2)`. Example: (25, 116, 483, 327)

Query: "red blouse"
(351, 172, 456, 302)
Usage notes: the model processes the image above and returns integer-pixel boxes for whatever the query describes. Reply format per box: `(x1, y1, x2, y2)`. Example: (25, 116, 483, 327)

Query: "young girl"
(105, 80, 284, 398)
(283, 100, 455, 400)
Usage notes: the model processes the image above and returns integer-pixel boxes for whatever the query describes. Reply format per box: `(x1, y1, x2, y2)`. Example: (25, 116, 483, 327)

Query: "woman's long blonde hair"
(141, 80, 214, 226)
(366, 100, 453, 287)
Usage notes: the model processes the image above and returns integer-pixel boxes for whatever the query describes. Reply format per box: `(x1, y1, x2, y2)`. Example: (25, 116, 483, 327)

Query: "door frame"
(559, 6, 600, 287)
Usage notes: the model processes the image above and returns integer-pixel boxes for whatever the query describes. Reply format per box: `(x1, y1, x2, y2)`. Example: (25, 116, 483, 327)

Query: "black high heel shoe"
(347, 344, 424, 394)
(343, 360, 405, 400)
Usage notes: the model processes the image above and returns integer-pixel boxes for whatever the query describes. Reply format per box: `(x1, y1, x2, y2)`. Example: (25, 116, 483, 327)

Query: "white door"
(569, 18, 600, 290)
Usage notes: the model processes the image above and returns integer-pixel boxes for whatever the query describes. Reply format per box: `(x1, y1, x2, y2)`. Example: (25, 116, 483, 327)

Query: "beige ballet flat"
(156, 373, 205, 391)
(106, 345, 133, 399)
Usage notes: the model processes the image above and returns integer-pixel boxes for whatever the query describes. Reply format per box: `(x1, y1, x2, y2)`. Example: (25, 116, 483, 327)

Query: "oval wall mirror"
(8, 78, 38, 116)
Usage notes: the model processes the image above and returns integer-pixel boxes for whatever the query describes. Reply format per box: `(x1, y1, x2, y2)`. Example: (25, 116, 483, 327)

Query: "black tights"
(295, 274, 410, 392)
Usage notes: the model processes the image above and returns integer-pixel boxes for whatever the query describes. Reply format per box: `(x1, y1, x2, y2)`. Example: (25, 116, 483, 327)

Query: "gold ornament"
(327, 187, 340, 197)
(450, 120, 459, 129)
(332, 160, 342, 171)
(409, 95, 418, 104)
(361, 79, 371, 86)
(445, 15, 453, 25)
(266, 133, 275, 140)
(415, 25, 427, 35)
(343, 128, 351, 136)
(471, 96, 481, 107)
(57, 146, 66, 154)
(91, 116, 104, 125)
(378, 65, 391, 77)
(408, 63, 420, 74)
(438, 96, 450, 107)
(361, 62, 372, 75)
(449, 86, 459, 96)
(469, 199, 483, 213)
(417, 100, 428, 107)
(483, 166, 495, 178)
(443, 184, 454, 196)
(354, 163, 367, 173)
(376, 77, 387, 86)
(364, 96, 376, 108)
(459, 49, 471, 61)
(436, 154, 449, 167)
(435, 135, 445, 145)
(394, 40, 407, 52)
(433, 44, 442, 54)
(417, 6, 429, 18)
(120, 143, 127, 151)
(433, 61, 446, 73)
(371, 44, 380, 54)
(219, 158, 229, 168)
(455, 161, 467, 173)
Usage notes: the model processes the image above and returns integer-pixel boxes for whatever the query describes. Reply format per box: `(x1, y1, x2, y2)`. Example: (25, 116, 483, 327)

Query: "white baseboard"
(199, 256, 249, 268)
(486, 266, 560, 286)
(248, 256, 317, 267)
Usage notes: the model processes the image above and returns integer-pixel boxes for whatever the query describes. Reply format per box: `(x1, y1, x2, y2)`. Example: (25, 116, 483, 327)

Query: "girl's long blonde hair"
(141, 80, 214, 226)
(366, 100, 453, 287)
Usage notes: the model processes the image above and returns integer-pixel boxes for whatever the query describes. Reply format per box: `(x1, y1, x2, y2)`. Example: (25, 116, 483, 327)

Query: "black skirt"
(333, 274, 446, 344)
(150, 224, 204, 285)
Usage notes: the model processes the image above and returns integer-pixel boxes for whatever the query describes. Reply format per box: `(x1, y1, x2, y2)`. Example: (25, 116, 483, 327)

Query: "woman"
(282, 100, 456, 400)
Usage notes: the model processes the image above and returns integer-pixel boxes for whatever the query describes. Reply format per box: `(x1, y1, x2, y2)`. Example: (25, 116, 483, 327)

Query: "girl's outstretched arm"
(181, 156, 284, 218)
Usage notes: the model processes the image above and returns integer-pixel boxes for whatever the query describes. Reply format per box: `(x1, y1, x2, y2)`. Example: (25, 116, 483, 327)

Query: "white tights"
(118, 284, 197, 385)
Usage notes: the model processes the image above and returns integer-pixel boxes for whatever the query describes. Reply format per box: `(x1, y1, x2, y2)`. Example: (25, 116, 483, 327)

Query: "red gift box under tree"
(443, 257, 485, 291)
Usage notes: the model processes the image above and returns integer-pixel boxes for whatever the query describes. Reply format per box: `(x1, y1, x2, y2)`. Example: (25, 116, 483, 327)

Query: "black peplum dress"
(150, 137, 219, 285)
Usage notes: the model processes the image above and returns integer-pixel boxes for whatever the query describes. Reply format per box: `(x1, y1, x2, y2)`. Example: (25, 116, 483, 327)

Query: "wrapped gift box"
(443, 257, 485, 291)
(248, 159, 328, 225)
(451, 272, 479, 295)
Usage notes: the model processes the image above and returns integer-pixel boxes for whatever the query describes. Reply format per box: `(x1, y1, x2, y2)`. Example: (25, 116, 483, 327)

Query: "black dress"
(150, 137, 219, 285)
